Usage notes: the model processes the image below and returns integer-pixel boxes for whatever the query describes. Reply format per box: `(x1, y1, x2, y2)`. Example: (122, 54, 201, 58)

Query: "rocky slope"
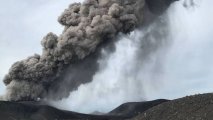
(0, 99, 167, 120)
(130, 93, 213, 120)
(0, 93, 213, 120)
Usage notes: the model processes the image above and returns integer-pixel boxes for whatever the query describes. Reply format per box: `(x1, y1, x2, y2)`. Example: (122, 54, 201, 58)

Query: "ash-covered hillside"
(131, 93, 213, 120)
(0, 93, 213, 120)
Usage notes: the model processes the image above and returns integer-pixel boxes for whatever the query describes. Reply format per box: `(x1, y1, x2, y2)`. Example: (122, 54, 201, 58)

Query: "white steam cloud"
(52, 11, 171, 113)
(52, 0, 213, 113)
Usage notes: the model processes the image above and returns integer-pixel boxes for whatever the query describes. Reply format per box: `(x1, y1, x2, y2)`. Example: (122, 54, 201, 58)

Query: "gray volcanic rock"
(131, 93, 213, 120)
(1, 94, 213, 120)
(108, 99, 169, 118)
(0, 99, 167, 120)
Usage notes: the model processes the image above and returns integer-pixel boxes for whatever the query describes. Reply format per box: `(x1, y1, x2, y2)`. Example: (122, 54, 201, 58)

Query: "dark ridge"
(108, 99, 169, 117)
(0, 99, 167, 120)
(1, 94, 213, 120)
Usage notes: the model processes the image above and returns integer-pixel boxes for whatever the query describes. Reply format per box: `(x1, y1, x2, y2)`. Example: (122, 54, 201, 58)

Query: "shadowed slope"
(0, 99, 167, 120)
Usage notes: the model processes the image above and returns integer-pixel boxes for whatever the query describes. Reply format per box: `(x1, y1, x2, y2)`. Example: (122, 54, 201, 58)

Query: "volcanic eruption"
(1, 0, 177, 102)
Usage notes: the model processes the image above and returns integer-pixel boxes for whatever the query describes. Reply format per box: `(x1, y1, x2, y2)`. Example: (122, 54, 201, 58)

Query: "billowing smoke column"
(2, 0, 176, 101)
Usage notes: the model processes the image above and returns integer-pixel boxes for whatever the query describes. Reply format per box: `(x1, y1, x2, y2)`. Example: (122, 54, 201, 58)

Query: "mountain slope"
(131, 93, 213, 120)
(0, 99, 167, 120)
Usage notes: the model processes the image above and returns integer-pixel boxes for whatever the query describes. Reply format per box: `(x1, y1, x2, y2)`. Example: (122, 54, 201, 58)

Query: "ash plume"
(2, 0, 176, 101)
(2, 0, 146, 101)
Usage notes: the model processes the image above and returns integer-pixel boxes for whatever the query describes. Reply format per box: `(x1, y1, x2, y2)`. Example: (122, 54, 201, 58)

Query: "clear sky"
(0, 0, 83, 95)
